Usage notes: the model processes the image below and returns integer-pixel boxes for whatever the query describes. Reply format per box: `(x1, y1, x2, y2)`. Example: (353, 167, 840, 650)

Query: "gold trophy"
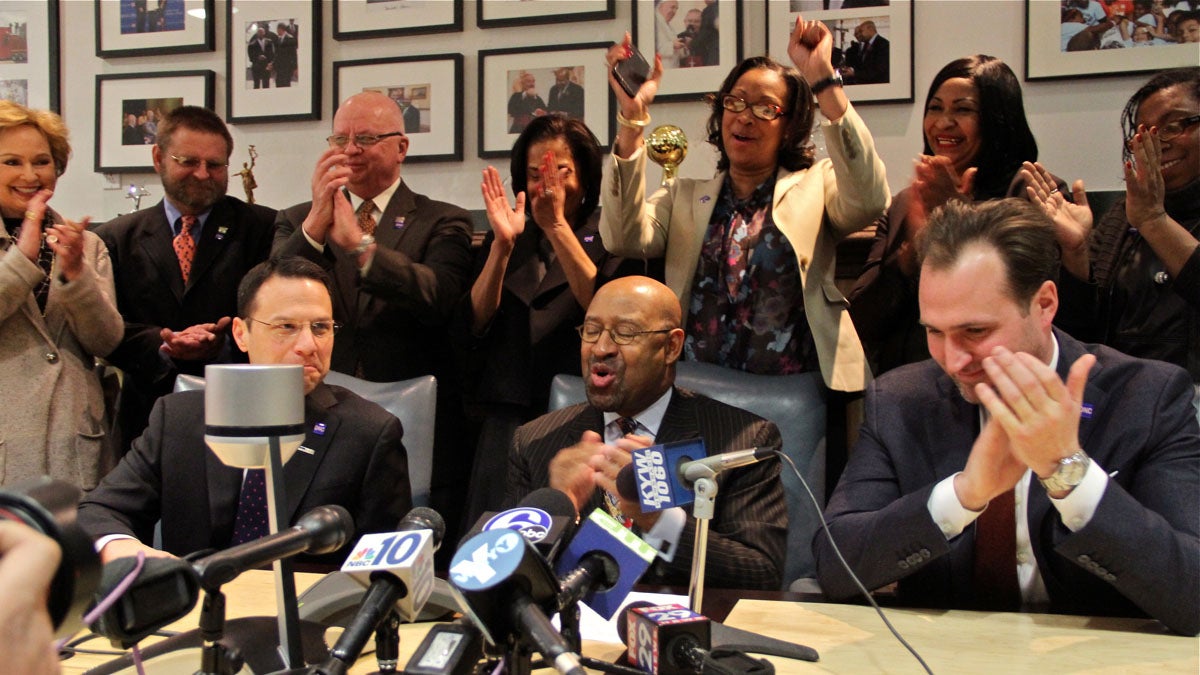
(646, 124, 688, 185)
(236, 145, 259, 204)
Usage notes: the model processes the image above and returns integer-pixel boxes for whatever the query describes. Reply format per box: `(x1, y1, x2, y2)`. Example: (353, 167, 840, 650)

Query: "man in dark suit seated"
(272, 90, 473, 544)
(843, 20, 889, 84)
(507, 276, 787, 590)
(815, 199, 1199, 636)
(97, 106, 276, 453)
(78, 257, 412, 565)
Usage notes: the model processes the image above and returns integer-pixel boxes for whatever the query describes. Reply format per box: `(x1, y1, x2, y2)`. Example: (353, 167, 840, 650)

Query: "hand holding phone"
(612, 43, 651, 99)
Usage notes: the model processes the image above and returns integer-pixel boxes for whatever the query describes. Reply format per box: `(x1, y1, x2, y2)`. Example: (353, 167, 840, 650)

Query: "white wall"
(52, 0, 1152, 222)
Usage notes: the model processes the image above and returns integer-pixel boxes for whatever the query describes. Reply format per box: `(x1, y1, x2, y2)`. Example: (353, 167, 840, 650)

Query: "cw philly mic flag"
(631, 439, 708, 512)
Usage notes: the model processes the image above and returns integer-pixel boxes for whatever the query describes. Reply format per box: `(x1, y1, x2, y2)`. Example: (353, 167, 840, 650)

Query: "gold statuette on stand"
(646, 124, 687, 186)
(236, 145, 259, 204)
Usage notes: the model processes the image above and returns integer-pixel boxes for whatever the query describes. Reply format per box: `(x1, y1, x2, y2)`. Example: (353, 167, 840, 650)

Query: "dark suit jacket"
(846, 35, 889, 84)
(273, 182, 473, 384)
(247, 37, 275, 77)
(77, 383, 412, 564)
(815, 330, 1200, 636)
(547, 81, 585, 120)
(506, 388, 788, 590)
(96, 196, 276, 448)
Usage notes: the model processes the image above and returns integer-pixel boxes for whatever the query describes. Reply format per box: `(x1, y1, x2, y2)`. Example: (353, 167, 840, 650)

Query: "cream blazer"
(0, 211, 123, 489)
(600, 104, 890, 392)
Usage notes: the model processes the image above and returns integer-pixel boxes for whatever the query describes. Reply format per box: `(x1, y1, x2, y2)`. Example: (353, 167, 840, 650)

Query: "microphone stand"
(265, 434, 304, 669)
(373, 610, 401, 673)
(687, 472, 718, 614)
(197, 588, 244, 675)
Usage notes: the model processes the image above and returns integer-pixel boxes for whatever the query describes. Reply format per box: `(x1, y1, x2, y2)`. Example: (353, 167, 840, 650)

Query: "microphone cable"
(59, 550, 150, 675)
(774, 450, 933, 675)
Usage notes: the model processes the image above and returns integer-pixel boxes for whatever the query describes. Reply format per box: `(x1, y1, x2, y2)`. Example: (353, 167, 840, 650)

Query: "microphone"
(462, 487, 578, 563)
(449, 528, 585, 675)
(553, 509, 657, 620)
(615, 441, 775, 513)
(319, 507, 446, 674)
(192, 504, 354, 590)
(619, 602, 712, 675)
(89, 556, 201, 649)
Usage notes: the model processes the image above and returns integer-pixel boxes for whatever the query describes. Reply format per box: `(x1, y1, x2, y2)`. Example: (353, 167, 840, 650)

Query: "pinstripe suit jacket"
(506, 388, 787, 590)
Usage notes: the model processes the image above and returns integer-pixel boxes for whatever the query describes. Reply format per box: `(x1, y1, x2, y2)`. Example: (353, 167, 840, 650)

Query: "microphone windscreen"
(398, 506, 446, 549)
(519, 487, 577, 519)
(297, 504, 355, 554)
(616, 464, 638, 502)
(91, 556, 200, 648)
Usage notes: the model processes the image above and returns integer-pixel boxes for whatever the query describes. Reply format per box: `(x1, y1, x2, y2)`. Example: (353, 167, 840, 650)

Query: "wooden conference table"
(60, 571, 1199, 674)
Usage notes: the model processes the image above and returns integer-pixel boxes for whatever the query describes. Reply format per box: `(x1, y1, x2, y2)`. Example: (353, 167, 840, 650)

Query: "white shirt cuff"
(94, 533, 137, 555)
(927, 473, 983, 539)
(301, 224, 326, 252)
(640, 507, 686, 562)
(1049, 458, 1108, 532)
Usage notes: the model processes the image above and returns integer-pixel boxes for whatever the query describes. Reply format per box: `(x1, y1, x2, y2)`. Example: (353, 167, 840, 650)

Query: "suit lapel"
(282, 384, 340, 525)
(656, 388, 702, 444)
(186, 199, 233, 294)
(930, 374, 980, 480)
(533, 216, 606, 303)
(136, 202, 186, 301)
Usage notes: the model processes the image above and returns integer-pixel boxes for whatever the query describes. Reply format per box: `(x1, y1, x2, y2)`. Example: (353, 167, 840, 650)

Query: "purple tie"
(231, 469, 269, 545)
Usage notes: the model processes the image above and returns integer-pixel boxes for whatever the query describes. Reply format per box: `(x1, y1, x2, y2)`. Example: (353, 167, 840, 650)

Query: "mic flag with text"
(554, 509, 657, 620)
(623, 603, 710, 675)
(626, 439, 707, 512)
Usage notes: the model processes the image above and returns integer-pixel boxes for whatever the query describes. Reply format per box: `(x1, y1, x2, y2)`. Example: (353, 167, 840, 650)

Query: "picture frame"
(0, 1, 59, 111)
(95, 70, 214, 173)
(478, 0, 613, 29)
(478, 43, 613, 159)
(334, 0, 462, 41)
(227, 0, 321, 124)
(94, 0, 214, 58)
(333, 54, 464, 163)
(766, 0, 913, 105)
(1025, 0, 1199, 81)
(631, 0, 742, 103)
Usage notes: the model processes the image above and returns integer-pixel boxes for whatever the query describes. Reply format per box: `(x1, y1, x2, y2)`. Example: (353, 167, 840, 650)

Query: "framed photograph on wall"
(334, 0, 462, 40)
(632, 0, 741, 103)
(1025, 0, 1199, 81)
(478, 0, 613, 29)
(95, 0, 213, 58)
(0, 1, 59, 111)
(478, 42, 613, 159)
(333, 54, 464, 163)
(227, 0, 321, 123)
(95, 70, 214, 173)
(766, 0, 913, 105)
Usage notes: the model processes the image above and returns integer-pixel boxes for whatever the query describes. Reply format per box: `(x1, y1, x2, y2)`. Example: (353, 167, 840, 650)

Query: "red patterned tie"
(174, 215, 197, 284)
(973, 488, 1021, 610)
(356, 199, 377, 236)
(604, 417, 639, 528)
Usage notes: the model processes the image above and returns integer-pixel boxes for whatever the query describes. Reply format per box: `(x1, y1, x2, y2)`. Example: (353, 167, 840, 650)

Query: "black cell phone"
(612, 44, 651, 98)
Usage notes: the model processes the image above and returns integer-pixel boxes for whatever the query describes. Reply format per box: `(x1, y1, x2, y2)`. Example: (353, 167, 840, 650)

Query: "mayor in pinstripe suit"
(506, 276, 787, 590)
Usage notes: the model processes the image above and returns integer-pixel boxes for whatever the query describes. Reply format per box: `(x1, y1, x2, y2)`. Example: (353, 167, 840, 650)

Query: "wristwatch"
(810, 72, 844, 96)
(1037, 449, 1090, 493)
(350, 233, 375, 257)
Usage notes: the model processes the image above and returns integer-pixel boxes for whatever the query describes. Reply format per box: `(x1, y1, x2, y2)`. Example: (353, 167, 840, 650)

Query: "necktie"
(174, 215, 197, 284)
(356, 199, 377, 236)
(604, 417, 640, 528)
(973, 488, 1021, 610)
(231, 469, 269, 545)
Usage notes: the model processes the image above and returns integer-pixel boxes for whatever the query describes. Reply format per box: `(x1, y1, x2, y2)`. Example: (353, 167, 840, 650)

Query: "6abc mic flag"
(630, 439, 708, 512)
(340, 528, 437, 622)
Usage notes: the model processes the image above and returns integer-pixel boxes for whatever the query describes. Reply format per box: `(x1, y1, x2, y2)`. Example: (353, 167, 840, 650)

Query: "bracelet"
(350, 233, 375, 257)
(616, 110, 651, 130)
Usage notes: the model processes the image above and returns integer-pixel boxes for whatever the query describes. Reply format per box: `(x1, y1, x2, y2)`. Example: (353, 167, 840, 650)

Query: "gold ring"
(24, 210, 38, 221)
(1048, 188, 1059, 195)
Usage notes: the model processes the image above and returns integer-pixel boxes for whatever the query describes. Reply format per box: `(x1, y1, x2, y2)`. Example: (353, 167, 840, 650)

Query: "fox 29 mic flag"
(630, 439, 707, 512)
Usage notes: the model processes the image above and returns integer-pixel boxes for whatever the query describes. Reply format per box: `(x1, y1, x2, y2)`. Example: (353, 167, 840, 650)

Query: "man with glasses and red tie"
(506, 276, 787, 590)
(97, 106, 276, 455)
(78, 257, 412, 565)
(273, 91, 473, 547)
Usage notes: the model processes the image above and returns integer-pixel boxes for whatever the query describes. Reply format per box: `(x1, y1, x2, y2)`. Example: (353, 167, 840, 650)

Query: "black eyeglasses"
(576, 324, 674, 345)
(247, 318, 340, 341)
(720, 95, 788, 121)
(170, 155, 229, 172)
(1124, 114, 1200, 152)
(325, 132, 404, 149)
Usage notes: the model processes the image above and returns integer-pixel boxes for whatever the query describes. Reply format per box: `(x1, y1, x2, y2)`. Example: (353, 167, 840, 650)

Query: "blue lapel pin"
(1080, 403, 1094, 420)
(313, 422, 327, 435)
(583, 235, 595, 243)
(393, 216, 406, 229)
(700, 195, 711, 204)
(215, 225, 228, 241)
